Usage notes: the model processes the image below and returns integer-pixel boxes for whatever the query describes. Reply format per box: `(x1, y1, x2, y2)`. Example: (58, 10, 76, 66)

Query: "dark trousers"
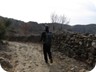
(43, 44, 53, 63)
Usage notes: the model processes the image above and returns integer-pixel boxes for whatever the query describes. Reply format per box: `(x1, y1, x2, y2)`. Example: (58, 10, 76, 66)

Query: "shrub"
(0, 19, 11, 41)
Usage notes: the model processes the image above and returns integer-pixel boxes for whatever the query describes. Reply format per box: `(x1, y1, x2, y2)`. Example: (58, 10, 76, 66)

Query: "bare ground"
(0, 41, 90, 72)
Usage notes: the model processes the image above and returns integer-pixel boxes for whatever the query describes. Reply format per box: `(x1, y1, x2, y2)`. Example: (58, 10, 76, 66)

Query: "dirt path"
(2, 41, 89, 72)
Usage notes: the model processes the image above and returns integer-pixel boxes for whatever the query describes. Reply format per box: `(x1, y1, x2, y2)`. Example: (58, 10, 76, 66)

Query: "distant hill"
(40, 23, 96, 34)
(0, 16, 96, 36)
(71, 24, 96, 34)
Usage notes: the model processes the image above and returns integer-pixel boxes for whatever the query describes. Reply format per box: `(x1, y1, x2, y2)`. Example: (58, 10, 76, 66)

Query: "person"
(40, 26, 53, 64)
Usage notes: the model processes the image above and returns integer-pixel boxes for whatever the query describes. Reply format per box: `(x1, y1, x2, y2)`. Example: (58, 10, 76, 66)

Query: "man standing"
(40, 26, 53, 64)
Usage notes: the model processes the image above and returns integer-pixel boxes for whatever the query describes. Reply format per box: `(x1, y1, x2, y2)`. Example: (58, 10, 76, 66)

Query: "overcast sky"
(0, 0, 96, 25)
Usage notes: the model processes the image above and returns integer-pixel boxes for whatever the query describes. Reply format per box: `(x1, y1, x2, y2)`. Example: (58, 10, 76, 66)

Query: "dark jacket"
(41, 31, 52, 45)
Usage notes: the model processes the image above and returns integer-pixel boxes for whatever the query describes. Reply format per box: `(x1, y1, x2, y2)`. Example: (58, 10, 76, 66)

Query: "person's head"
(45, 26, 49, 32)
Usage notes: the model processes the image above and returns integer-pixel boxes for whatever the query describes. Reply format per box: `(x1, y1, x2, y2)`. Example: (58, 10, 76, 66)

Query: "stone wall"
(6, 35, 40, 43)
(52, 32, 96, 67)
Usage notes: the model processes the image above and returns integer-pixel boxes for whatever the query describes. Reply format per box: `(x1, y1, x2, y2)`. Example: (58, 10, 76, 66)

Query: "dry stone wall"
(52, 32, 96, 67)
(6, 35, 40, 43)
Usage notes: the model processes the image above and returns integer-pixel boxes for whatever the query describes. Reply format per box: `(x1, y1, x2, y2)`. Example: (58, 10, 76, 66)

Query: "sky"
(0, 0, 96, 25)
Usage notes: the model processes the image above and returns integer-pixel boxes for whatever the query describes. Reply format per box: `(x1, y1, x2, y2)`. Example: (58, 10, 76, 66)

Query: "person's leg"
(47, 45, 53, 63)
(43, 44, 48, 63)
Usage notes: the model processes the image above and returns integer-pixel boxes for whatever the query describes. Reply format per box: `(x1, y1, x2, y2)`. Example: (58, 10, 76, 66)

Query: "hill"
(0, 16, 96, 37)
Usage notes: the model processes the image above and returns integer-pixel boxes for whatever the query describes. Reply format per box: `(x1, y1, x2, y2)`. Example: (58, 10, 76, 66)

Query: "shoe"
(46, 62, 50, 66)
(50, 59, 53, 63)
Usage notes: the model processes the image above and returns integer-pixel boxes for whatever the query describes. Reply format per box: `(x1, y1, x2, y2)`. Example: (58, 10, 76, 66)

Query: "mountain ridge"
(0, 16, 96, 36)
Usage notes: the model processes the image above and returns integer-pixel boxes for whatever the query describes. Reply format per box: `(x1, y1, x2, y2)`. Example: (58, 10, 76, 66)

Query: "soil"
(0, 41, 91, 72)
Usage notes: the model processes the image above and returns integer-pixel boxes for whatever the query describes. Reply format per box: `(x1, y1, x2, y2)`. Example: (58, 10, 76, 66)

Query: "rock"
(0, 58, 13, 71)
(79, 69, 86, 72)
(52, 31, 96, 69)
(0, 64, 6, 72)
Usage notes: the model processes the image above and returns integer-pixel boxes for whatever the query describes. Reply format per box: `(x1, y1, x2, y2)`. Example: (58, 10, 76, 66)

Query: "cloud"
(71, 15, 96, 25)
(83, 1, 96, 14)
(0, 0, 96, 25)
(69, 0, 96, 25)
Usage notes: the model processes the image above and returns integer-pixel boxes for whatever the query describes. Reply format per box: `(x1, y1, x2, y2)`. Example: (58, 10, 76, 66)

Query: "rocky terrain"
(0, 41, 91, 72)
(53, 31, 96, 69)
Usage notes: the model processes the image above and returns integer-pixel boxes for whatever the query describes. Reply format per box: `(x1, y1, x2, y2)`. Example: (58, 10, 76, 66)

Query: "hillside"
(72, 24, 96, 34)
(0, 16, 96, 36)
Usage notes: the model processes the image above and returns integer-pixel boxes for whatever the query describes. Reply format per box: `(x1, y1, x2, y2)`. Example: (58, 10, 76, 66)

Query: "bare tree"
(51, 13, 69, 24)
(51, 13, 58, 23)
(51, 13, 70, 31)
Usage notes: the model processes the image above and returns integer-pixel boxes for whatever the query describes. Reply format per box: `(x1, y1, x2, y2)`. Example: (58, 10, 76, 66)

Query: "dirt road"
(0, 41, 89, 72)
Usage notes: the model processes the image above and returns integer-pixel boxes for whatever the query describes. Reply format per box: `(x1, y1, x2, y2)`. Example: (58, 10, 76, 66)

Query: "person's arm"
(40, 32, 44, 42)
